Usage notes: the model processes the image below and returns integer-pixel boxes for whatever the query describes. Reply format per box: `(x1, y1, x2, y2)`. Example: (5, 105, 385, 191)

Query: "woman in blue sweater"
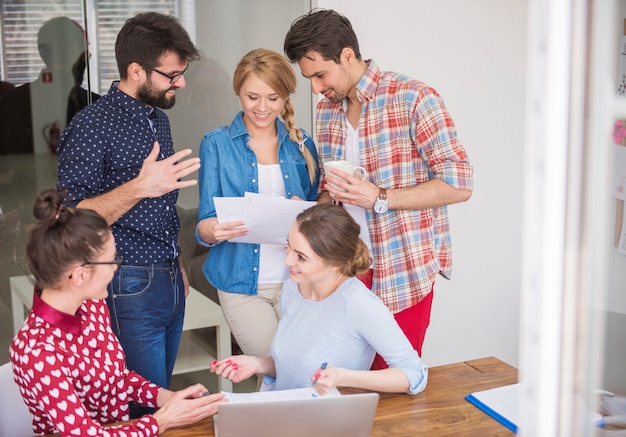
(211, 204, 428, 396)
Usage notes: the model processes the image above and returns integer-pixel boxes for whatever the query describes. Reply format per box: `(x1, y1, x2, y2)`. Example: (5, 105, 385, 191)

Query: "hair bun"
(32, 188, 65, 223)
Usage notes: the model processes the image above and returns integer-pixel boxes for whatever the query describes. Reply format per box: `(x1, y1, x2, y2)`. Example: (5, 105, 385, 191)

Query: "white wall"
(193, 0, 312, 131)
(173, 0, 313, 211)
(317, 0, 527, 367)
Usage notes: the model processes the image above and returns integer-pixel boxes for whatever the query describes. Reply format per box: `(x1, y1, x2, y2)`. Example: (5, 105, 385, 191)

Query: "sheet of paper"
(213, 193, 316, 245)
(213, 196, 249, 224)
(612, 145, 626, 200)
(619, 203, 626, 256)
(618, 36, 626, 96)
(466, 383, 604, 431)
(221, 387, 341, 403)
(465, 383, 521, 432)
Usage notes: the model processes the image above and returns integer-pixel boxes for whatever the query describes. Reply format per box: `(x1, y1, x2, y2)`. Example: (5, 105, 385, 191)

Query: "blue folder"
(465, 383, 520, 433)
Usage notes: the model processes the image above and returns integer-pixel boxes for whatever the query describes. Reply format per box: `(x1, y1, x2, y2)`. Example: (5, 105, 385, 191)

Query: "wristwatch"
(373, 188, 388, 214)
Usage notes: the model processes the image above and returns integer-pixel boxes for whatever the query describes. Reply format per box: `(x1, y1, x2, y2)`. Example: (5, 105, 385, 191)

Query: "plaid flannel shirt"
(316, 60, 473, 313)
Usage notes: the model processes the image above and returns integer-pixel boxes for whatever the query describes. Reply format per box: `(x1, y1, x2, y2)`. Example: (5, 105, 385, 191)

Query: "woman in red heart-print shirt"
(9, 188, 226, 436)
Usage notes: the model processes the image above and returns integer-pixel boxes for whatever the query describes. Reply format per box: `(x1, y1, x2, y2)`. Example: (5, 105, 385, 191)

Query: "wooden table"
(42, 357, 517, 437)
(352, 356, 518, 437)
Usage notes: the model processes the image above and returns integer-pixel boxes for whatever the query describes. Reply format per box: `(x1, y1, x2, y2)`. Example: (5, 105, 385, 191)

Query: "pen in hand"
(312, 362, 328, 386)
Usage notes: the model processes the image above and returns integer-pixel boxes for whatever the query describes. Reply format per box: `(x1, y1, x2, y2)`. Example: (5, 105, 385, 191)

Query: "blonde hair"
(233, 48, 317, 183)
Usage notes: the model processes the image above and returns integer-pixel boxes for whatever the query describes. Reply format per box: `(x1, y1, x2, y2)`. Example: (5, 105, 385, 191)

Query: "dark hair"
(295, 204, 370, 277)
(26, 189, 110, 289)
(233, 48, 317, 183)
(115, 12, 199, 79)
(284, 9, 361, 64)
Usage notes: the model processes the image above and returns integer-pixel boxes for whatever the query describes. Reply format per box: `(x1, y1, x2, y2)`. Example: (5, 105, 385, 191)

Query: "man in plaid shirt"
(284, 9, 473, 367)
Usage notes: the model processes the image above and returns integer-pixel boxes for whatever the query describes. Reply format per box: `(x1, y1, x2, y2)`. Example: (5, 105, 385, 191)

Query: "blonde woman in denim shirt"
(196, 49, 320, 363)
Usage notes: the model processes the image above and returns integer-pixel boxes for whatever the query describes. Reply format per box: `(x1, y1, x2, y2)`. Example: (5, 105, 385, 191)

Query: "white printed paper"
(214, 192, 316, 245)
(221, 387, 341, 403)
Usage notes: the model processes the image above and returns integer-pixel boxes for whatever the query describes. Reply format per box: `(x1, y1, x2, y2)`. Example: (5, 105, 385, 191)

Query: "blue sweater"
(267, 277, 428, 394)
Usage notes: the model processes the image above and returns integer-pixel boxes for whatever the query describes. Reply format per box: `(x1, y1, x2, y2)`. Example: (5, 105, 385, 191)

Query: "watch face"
(374, 199, 388, 213)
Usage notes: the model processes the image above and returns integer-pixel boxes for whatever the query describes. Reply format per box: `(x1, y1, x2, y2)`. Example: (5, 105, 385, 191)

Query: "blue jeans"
(106, 259, 185, 418)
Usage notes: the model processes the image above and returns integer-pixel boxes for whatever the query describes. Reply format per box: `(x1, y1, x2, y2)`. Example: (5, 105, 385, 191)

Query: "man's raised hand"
(136, 142, 201, 198)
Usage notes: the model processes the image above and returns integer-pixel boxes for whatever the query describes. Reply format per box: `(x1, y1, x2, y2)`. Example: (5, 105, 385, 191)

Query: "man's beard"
(324, 87, 346, 104)
(137, 79, 176, 109)
(328, 93, 345, 104)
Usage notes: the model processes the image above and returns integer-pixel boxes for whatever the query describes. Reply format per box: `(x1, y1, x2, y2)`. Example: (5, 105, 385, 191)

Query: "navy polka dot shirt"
(57, 82, 180, 265)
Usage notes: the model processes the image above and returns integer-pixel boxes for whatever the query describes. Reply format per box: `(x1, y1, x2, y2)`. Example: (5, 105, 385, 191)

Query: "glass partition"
(0, 0, 312, 370)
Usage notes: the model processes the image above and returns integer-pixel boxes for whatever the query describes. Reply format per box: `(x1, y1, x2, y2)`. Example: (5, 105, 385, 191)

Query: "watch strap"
(377, 187, 387, 203)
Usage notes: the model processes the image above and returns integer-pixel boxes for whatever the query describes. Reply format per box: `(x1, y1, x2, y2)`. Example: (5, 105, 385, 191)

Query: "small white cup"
(323, 160, 367, 192)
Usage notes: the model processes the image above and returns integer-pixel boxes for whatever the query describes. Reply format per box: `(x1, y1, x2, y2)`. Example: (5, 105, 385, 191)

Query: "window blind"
(0, 0, 177, 92)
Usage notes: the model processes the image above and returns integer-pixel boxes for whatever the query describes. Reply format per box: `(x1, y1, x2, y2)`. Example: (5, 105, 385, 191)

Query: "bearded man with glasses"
(56, 12, 200, 419)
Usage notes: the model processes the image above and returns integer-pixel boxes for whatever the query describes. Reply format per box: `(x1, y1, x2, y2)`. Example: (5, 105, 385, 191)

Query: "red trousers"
(357, 269, 434, 369)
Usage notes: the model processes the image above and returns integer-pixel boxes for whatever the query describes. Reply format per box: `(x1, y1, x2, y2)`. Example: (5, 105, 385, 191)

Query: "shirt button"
(252, 162, 256, 167)
(253, 267, 258, 272)
(254, 249, 258, 253)
(252, 179, 256, 183)
(284, 175, 289, 179)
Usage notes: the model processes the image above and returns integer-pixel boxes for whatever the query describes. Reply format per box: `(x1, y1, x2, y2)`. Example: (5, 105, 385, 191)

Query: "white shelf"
(172, 331, 216, 375)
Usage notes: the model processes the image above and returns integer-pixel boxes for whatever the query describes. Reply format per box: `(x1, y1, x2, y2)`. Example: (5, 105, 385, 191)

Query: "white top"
(257, 164, 289, 284)
(344, 110, 360, 165)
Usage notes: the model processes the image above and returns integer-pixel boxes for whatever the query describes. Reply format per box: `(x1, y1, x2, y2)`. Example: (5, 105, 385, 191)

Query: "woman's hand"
(153, 384, 226, 433)
(312, 366, 412, 395)
(197, 217, 248, 244)
(210, 356, 274, 384)
(311, 365, 343, 396)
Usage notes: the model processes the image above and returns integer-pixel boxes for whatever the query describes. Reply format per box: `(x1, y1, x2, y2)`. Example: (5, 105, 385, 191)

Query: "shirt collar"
(108, 81, 155, 123)
(31, 289, 83, 335)
(354, 59, 381, 104)
(228, 111, 290, 143)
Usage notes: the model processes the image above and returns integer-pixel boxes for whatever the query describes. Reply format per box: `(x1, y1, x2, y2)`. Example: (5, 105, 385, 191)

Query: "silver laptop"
(214, 392, 379, 437)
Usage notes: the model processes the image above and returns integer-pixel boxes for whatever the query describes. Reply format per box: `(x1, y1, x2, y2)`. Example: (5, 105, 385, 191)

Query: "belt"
(148, 258, 179, 270)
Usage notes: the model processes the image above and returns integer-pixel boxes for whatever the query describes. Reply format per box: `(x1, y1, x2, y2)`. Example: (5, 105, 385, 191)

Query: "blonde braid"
(283, 99, 317, 184)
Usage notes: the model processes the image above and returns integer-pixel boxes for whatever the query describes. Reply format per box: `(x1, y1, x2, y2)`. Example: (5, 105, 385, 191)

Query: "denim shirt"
(195, 112, 320, 295)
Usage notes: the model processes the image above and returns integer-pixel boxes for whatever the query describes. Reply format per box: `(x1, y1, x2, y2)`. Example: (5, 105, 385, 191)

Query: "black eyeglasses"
(69, 254, 123, 279)
(81, 254, 123, 268)
(146, 66, 188, 84)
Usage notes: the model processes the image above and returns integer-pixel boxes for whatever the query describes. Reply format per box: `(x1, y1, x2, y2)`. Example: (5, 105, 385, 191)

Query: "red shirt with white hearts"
(10, 290, 161, 436)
